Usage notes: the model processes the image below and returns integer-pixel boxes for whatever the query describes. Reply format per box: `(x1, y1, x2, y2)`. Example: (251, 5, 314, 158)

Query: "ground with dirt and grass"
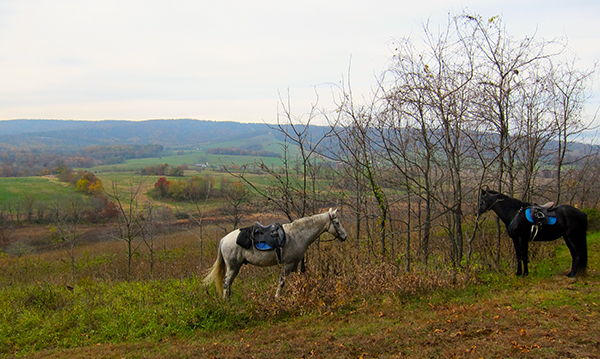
(2, 229, 598, 359)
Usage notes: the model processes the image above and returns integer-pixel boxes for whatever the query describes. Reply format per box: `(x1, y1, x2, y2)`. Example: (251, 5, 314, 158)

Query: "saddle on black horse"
(526, 202, 557, 241)
(527, 202, 556, 226)
(236, 222, 287, 262)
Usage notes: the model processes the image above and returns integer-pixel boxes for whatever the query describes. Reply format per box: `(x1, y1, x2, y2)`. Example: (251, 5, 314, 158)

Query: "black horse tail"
(579, 248, 588, 275)
(580, 234, 589, 275)
(577, 214, 589, 275)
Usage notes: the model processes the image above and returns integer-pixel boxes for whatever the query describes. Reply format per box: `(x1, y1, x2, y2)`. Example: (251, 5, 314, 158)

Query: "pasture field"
(0, 223, 598, 358)
(97, 170, 268, 190)
(0, 170, 278, 224)
(95, 170, 273, 216)
(0, 177, 86, 208)
(85, 146, 286, 173)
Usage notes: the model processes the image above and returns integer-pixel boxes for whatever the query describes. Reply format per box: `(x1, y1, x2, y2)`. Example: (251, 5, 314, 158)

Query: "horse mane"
(283, 212, 329, 237)
(484, 189, 530, 208)
(288, 212, 327, 229)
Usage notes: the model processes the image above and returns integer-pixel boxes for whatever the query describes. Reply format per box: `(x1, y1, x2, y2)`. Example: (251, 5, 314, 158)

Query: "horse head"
(478, 188, 501, 215)
(327, 208, 347, 241)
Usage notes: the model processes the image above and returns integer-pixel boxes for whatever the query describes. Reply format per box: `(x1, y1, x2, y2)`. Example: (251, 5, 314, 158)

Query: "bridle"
(481, 195, 524, 233)
(325, 212, 344, 241)
(479, 195, 503, 215)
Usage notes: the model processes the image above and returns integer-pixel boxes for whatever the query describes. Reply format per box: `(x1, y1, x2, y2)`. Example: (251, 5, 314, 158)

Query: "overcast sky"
(1, 0, 598, 125)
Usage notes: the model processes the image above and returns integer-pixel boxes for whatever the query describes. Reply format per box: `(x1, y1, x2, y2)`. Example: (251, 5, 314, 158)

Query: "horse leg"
(275, 262, 296, 298)
(521, 239, 529, 277)
(563, 235, 579, 277)
(222, 264, 241, 299)
(512, 238, 523, 276)
(275, 269, 285, 298)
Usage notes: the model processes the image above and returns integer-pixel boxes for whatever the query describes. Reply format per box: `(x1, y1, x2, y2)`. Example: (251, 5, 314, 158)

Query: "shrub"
(582, 207, 600, 232)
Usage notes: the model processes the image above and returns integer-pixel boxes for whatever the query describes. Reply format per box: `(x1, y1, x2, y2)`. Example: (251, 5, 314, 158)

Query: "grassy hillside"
(1, 225, 598, 358)
(0, 177, 86, 207)
(86, 149, 285, 173)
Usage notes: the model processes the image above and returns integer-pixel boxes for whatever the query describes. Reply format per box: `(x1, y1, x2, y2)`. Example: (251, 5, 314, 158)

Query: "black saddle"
(526, 202, 557, 242)
(236, 222, 286, 262)
(529, 202, 556, 226)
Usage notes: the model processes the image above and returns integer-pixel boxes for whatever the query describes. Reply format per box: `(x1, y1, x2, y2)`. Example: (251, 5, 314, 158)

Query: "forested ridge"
(0, 119, 293, 176)
(0, 119, 280, 148)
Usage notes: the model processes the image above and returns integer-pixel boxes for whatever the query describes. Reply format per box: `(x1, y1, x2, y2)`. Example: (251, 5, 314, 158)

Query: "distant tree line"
(0, 144, 164, 177)
(150, 175, 251, 219)
(207, 145, 280, 158)
(83, 144, 164, 165)
(152, 176, 214, 201)
(140, 163, 186, 177)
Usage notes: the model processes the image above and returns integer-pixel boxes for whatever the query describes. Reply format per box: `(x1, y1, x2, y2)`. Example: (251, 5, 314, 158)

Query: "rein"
(507, 207, 524, 233)
(482, 197, 503, 213)
(483, 196, 524, 233)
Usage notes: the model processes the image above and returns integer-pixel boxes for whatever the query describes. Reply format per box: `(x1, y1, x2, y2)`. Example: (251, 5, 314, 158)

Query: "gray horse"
(203, 208, 347, 298)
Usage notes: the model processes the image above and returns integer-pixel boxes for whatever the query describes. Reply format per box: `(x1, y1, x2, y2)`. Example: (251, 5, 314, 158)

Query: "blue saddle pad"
(254, 242, 274, 250)
(525, 208, 557, 225)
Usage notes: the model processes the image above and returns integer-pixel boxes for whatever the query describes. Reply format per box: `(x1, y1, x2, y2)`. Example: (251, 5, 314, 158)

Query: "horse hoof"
(567, 272, 576, 278)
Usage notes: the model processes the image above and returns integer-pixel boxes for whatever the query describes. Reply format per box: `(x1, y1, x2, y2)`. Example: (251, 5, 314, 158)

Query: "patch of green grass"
(0, 277, 252, 355)
(0, 177, 85, 207)
(85, 148, 285, 173)
(85, 150, 204, 172)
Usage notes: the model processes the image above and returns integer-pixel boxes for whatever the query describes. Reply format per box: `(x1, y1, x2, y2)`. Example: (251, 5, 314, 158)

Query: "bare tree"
(51, 196, 86, 286)
(221, 178, 252, 230)
(329, 90, 389, 258)
(547, 59, 597, 203)
(105, 177, 146, 280)
(137, 202, 170, 278)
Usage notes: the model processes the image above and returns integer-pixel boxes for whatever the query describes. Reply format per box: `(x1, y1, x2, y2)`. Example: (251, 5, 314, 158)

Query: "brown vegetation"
(11, 226, 599, 359)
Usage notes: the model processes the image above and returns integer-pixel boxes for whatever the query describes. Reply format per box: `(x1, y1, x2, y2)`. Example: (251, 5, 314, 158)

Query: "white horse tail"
(203, 242, 225, 295)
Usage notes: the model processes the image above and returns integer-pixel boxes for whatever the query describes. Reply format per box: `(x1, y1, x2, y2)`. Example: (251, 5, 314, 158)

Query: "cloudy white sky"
(0, 0, 598, 124)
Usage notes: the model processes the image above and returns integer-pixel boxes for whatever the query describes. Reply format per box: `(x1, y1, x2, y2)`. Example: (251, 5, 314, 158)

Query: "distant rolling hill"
(0, 119, 293, 149)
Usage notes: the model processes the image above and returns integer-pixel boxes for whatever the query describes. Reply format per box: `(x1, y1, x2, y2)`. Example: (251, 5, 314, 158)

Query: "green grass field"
(0, 167, 278, 223)
(85, 146, 286, 173)
(0, 177, 87, 207)
(94, 170, 271, 216)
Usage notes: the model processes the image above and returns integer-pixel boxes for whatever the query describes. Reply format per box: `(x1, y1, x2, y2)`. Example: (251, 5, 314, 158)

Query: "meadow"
(0, 177, 85, 207)
(1, 157, 599, 358)
(86, 144, 286, 173)
(0, 217, 598, 358)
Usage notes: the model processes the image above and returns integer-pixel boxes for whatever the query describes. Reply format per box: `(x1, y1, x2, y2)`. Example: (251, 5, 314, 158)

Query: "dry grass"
(2, 220, 599, 358)
(23, 269, 600, 359)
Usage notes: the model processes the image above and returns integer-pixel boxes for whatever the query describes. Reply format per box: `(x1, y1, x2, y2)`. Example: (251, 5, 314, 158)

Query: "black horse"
(478, 189, 588, 277)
